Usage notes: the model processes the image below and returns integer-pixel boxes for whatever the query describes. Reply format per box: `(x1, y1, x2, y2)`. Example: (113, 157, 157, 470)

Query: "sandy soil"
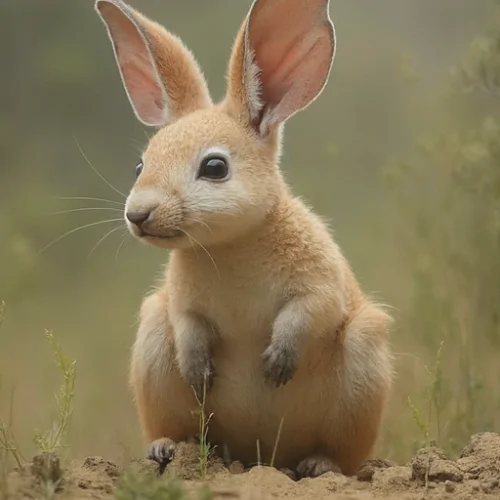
(5, 432, 500, 499)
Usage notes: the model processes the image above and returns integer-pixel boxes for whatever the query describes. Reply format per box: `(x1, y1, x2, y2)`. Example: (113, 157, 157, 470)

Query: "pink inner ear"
(267, 33, 333, 125)
(98, 2, 167, 126)
(121, 59, 165, 116)
(247, 0, 334, 127)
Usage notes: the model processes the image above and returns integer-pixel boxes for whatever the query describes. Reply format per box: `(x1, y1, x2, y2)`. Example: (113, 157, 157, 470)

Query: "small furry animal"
(95, 0, 394, 478)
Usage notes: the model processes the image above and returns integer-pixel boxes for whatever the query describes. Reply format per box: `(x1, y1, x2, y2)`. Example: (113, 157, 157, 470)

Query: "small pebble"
(470, 480, 480, 493)
(228, 461, 245, 475)
(445, 480, 455, 493)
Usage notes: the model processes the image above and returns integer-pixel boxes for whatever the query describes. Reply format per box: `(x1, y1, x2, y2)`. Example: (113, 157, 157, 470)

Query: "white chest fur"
(167, 247, 290, 344)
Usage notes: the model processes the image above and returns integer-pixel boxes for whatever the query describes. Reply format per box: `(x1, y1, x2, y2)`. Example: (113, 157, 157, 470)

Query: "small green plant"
(408, 341, 445, 446)
(407, 397, 429, 448)
(408, 341, 445, 489)
(0, 312, 76, 500)
(33, 330, 76, 454)
(29, 331, 76, 499)
(0, 413, 25, 471)
(115, 470, 213, 500)
(115, 471, 188, 500)
(192, 377, 215, 479)
(0, 302, 26, 500)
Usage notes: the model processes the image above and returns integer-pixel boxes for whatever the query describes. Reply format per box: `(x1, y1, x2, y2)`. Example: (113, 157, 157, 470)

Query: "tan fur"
(96, 0, 393, 475)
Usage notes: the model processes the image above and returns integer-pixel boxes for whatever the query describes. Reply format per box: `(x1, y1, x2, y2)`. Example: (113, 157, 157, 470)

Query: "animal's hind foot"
(296, 455, 341, 479)
(147, 437, 176, 475)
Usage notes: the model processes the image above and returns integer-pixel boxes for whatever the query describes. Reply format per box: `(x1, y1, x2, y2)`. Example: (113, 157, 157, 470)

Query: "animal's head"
(95, 0, 336, 248)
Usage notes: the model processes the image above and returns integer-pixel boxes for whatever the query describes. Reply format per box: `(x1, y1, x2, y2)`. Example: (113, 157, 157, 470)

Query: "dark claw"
(147, 438, 176, 475)
(296, 456, 341, 479)
(262, 344, 298, 387)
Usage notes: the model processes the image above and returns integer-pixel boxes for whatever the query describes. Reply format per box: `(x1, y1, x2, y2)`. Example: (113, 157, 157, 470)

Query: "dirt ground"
(5, 432, 500, 500)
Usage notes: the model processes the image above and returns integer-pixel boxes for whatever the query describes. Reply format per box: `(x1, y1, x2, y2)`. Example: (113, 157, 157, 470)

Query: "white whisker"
(178, 228, 198, 256)
(73, 136, 127, 199)
(115, 232, 128, 264)
(51, 196, 125, 207)
(39, 218, 124, 255)
(177, 228, 220, 279)
(184, 216, 213, 234)
(87, 226, 122, 259)
(48, 207, 124, 216)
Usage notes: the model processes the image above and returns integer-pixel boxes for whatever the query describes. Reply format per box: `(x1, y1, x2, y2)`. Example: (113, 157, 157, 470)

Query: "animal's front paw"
(147, 437, 176, 474)
(180, 355, 215, 403)
(262, 342, 298, 387)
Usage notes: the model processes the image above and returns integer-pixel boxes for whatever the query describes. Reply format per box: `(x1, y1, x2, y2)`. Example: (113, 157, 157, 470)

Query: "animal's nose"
(126, 210, 151, 225)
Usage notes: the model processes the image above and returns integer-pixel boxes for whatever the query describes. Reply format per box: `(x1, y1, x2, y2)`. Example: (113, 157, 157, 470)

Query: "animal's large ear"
(224, 0, 335, 137)
(95, 0, 212, 127)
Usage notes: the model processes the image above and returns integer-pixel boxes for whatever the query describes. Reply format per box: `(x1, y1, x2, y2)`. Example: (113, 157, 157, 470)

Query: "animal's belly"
(204, 337, 335, 467)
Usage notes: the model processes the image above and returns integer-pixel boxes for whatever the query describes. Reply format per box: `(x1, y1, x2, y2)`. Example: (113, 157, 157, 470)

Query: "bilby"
(95, 0, 393, 478)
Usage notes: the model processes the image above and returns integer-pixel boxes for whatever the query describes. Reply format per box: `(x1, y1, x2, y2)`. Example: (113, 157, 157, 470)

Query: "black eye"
(198, 155, 229, 181)
(135, 161, 143, 178)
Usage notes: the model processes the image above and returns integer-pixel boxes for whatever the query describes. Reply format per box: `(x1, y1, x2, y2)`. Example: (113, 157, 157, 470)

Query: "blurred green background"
(1, 0, 500, 463)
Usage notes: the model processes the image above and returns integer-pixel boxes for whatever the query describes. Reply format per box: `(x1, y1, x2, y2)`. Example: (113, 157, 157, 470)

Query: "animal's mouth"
(139, 229, 185, 239)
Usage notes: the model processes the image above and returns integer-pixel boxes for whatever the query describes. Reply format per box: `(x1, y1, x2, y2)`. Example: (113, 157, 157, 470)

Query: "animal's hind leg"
(298, 404, 384, 479)
(331, 303, 392, 476)
(301, 302, 393, 478)
(129, 289, 198, 469)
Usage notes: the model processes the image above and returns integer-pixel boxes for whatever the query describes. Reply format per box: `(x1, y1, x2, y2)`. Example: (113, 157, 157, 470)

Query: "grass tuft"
(408, 340, 445, 489)
(192, 376, 215, 479)
(0, 302, 25, 500)
(115, 470, 214, 500)
(33, 330, 76, 455)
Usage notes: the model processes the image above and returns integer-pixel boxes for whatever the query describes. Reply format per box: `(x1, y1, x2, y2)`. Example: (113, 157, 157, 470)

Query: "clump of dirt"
(411, 446, 464, 483)
(166, 441, 228, 480)
(72, 456, 121, 494)
(356, 458, 395, 482)
(4, 432, 500, 500)
(458, 432, 500, 494)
